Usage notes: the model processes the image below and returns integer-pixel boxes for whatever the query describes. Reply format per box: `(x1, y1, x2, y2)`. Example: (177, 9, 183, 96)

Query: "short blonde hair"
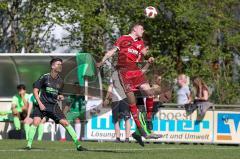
(178, 74, 190, 86)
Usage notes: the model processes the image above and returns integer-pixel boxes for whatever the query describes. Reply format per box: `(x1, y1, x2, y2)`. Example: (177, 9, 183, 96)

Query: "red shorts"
(118, 69, 147, 93)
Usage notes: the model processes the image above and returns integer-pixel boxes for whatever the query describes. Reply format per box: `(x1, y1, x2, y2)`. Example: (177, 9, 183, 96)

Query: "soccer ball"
(144, 6, 158, 19)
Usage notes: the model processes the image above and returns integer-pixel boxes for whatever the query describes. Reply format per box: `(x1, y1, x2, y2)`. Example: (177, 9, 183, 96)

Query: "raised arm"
(96, 47, 118, 68)
(141, 57, 154, 73)
(141, 63, 150, 73)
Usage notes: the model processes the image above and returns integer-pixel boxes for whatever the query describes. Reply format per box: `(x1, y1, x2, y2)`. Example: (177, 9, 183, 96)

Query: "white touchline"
(0, 147, 239, 152)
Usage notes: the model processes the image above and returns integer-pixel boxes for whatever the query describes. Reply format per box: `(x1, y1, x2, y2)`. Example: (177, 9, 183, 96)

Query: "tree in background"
(106, 0, 240, 104)
(0, 0, 64, 53)
(0, 0, 239, 104)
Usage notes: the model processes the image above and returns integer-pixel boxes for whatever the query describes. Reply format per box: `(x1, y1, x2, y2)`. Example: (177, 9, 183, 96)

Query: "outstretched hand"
(57, 95, 64, 101)
(148, 57, 154, 64)
(96, 62, 103, 69)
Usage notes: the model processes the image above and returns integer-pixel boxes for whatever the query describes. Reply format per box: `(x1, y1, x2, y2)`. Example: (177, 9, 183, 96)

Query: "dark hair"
(192, 76, 209, 97)
(50, 58, 63, 66)
(129, 22, 144, 32)
(17, 84, 26, 90)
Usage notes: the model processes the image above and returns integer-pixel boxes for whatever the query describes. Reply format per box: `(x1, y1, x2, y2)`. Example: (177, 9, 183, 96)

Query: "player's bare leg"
(74, 118, 81, 141)
(125, 118, 131, 143)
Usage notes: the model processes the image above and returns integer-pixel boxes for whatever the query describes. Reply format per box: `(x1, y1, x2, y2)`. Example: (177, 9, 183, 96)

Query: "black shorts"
(111, 98, 131, 123)
(30, 111, 49, 122)
(32, 103, 66, 124)
(136, 97, 145, 112)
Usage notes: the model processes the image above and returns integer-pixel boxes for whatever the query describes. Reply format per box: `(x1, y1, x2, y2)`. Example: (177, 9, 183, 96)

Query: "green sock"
(65, 125, 80, 148)
(37, 124, 44, 141)
(13, 117, 21, 130)
(24, 124, 30, 140)
(27, 125, 37, 148)
(135, 112, 151, 136)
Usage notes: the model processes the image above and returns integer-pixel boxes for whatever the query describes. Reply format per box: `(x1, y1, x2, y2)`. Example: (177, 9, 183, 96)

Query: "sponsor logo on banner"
(215, 112, 240, 143)
(85, 109, 213, 142)
(86, 111, 135, 140)
(153, 110, 212, 142)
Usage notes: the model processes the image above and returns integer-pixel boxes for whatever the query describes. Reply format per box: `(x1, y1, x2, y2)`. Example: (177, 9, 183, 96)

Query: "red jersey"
(114, 35, 144, 70)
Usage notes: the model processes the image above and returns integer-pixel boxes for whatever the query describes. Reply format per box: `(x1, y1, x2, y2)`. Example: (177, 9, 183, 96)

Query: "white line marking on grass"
(0, 149, 46, 152)
(0, 147, 239, 152)
(83, 147, 240, 151)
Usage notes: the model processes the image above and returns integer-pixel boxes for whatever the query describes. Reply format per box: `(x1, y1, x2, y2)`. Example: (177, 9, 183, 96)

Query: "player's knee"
(60, 120, 69, 127)
(32, 117, 41, 126)
(24, 118, 32, 124)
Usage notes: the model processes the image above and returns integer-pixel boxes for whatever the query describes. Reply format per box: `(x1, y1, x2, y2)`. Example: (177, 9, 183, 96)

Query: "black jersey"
(33, 73, 64, 105)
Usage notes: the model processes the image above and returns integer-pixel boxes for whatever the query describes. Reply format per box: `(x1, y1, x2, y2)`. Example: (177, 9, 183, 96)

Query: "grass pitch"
(0, 139, 239, 159)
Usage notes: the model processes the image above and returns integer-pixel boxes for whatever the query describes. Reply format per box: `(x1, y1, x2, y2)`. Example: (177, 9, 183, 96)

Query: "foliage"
(0, 0, 239, 103)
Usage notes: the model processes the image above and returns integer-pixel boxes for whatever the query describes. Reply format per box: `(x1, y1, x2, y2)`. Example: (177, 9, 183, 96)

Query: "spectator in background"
(24, 93, 47, 141)
(151, 75, 172, 114)
(176, 74, 192, 107)
(192, 77, 212, 118)
(59, 94, 85, 142)
(11, 84, 30, 131)
(103, 70, 131, 143)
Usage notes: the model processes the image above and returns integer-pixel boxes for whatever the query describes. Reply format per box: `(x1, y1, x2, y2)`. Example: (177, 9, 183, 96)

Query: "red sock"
(129, 104, 141, 128)
(146, 97, 154, 121)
